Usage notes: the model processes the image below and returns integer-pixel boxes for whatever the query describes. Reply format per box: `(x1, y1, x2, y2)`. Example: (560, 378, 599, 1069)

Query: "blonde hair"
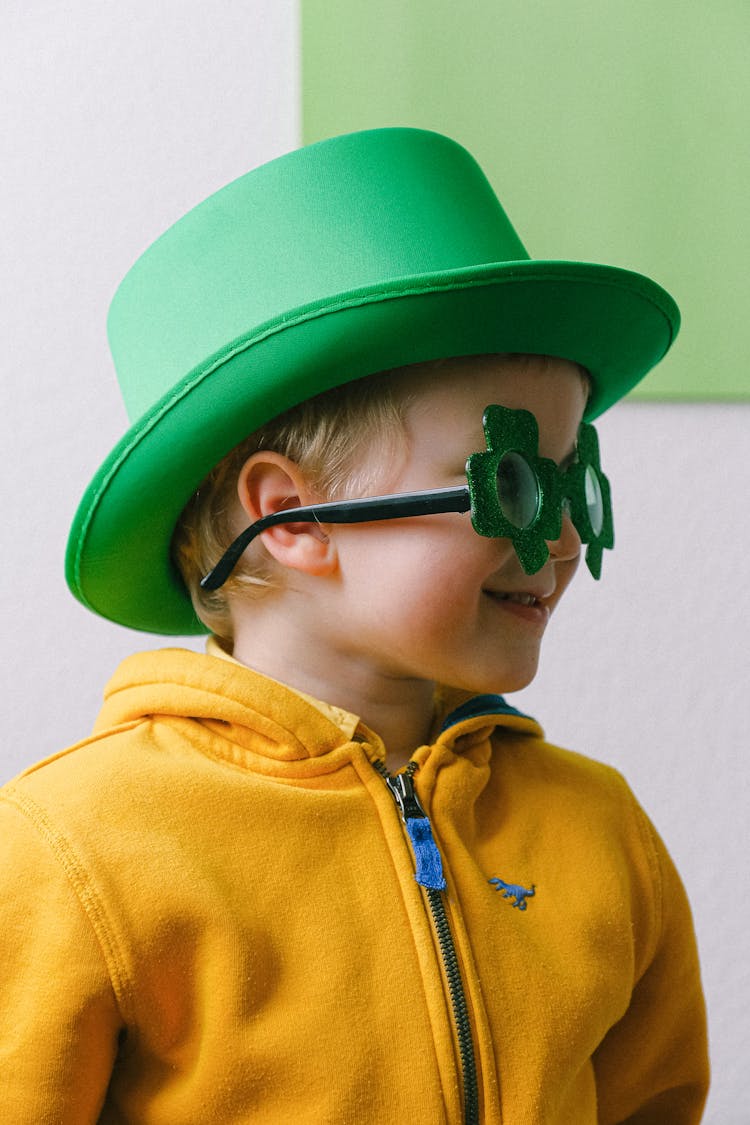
(171, 368, 413, 639)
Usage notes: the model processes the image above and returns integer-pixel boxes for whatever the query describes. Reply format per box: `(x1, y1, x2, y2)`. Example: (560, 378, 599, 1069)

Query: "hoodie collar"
(205, 636, 361, 740)
(95, 647, 542, 771)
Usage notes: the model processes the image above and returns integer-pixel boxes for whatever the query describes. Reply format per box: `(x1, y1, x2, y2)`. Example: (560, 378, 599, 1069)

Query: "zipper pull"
(383, 769, 447, 892)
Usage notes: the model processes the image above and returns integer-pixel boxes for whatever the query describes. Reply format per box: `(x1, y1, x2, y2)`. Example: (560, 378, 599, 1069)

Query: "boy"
(0, 129, 708, 1122)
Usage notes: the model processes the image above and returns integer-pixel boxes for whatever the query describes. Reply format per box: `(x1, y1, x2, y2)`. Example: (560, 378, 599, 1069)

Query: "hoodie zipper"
(373, 759, 479, 1125)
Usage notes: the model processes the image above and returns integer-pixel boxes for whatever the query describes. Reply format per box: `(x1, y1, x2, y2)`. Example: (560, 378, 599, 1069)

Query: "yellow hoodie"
(0, 648, 708, 1123)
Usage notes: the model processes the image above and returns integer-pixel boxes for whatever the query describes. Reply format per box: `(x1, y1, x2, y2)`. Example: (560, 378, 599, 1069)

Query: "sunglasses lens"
(496, 452, 540, 529)
(584, 464, 604, 536)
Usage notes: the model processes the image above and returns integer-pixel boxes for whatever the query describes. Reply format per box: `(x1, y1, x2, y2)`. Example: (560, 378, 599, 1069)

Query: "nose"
(546, 510, 581, 563)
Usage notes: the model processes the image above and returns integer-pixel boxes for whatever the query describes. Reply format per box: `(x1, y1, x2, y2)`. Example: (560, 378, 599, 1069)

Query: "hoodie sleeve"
(592, 798, 710, 1124)
(0, 792, 122, 1123)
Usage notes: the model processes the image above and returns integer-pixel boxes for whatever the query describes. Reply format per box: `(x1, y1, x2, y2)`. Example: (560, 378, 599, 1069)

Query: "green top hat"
(66, 127, 679, 636)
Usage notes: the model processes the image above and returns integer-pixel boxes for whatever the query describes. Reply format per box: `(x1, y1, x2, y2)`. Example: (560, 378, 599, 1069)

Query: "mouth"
(486, 591, 542, 607)
(483, 588, 552, 624)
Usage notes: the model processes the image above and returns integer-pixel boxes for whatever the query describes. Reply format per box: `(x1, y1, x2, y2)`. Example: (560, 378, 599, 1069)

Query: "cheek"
(341, 523, 485, 613)
(383, 542, 465, 612)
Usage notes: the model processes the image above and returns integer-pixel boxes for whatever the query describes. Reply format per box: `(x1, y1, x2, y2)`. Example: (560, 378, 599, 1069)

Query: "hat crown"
(108, 129, 528, 421)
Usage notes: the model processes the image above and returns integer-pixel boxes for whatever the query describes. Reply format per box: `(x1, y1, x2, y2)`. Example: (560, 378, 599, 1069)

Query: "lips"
(483, 588, 552, 607)
(482, 587, 554, 625)
(488, 591, 540, 607)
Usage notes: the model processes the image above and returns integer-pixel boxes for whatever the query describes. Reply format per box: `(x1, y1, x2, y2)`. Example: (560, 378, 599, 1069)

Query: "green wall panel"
(302, 0, 749, 401)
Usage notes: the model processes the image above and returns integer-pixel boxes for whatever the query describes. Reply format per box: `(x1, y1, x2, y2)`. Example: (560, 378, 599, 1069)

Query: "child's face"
(328, 355, 589, 696)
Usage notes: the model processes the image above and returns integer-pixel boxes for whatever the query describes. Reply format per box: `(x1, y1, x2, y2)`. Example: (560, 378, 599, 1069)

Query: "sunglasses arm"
(200, 486, 471, 591)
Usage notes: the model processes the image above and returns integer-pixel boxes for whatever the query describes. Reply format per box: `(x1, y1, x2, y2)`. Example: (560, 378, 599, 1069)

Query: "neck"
(230, 598, 436, 771)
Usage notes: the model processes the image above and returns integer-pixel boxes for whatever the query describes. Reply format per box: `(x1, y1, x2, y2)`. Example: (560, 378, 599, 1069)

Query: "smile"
(489, 592, 540, 607)
(483, 589, 551, 625)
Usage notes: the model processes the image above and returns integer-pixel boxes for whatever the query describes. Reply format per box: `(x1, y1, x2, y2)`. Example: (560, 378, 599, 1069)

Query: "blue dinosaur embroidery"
(489, 877, 535, 910)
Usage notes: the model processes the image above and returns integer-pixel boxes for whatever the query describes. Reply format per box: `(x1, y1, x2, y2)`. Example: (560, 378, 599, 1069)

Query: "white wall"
(2, 0, 300, 754)
(2, 5, 747, 1120)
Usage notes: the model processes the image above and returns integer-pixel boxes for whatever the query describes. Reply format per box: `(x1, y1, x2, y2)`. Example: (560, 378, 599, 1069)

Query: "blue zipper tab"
(406, 816, 447, 891)
(385, 771, 447, 892)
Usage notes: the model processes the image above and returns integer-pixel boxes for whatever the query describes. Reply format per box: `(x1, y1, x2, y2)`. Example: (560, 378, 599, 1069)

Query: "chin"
(456, 658, 540, 698)
(496, 670, 538, 694)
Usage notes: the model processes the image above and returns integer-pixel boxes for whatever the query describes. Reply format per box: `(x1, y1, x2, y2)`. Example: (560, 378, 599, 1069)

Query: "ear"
(236, 451, 338, 577)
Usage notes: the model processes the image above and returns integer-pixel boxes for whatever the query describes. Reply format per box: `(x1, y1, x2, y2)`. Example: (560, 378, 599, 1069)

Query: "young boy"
(0, 129, 708, 1122)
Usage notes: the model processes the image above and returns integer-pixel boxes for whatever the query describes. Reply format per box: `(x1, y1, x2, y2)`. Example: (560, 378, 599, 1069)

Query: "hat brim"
(66, 258, 678, 634)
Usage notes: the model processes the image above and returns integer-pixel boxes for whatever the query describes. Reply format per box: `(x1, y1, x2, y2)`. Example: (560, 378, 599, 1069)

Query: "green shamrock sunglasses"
(201, 404, 613, 592)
